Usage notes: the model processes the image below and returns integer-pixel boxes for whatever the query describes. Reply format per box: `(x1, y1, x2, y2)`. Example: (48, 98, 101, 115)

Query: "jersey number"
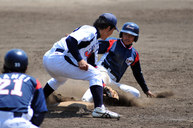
(0, 79, 23, 96)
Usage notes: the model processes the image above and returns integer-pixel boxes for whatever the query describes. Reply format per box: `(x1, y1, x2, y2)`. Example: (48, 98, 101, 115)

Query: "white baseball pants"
(43, 48, 103, 90)
(82, 65, 140, 102)
(0, 111, 38, 128)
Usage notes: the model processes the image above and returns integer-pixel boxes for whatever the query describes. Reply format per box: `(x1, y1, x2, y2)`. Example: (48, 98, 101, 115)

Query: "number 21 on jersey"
(0, 79, 23, 96)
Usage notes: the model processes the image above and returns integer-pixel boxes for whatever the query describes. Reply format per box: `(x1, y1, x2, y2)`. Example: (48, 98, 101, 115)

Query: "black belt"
(55, 48, 78, 67)
(101, 62, 109, 70)
(0, 108, 23, 117)
(14, 112, 23, 117)
(101, 62, 118, 80)
(55, 48, 65, 53)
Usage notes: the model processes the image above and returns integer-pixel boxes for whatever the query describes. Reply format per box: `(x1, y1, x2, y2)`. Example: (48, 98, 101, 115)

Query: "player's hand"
(78, 59, 89, 71)
(145, 91, 155, 98)
(65, 33, 69, 37)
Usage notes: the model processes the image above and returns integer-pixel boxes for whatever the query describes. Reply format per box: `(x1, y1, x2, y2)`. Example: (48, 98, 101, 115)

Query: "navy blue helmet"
(119, 22, 139, 42)
(4, 49, 28, 73)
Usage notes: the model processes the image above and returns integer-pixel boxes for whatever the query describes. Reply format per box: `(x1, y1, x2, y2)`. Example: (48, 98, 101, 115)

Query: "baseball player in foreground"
(43, 13, 120, 119)
(82, 22, 155, 102)
(0, 49, 48, 128)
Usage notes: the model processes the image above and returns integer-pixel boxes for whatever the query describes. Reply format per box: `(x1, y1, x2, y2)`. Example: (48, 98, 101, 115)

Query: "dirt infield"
(0, 0, 193, 127)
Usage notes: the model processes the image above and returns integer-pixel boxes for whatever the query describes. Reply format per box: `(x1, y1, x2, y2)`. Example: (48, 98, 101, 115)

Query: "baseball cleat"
(92, 106, 120, 119)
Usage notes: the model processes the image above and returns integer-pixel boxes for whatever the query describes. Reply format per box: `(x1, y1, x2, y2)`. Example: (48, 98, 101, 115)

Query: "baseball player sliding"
(82, 22, 155, 102)
(43, 13, 120, 119)
(0, 49, 47, 128)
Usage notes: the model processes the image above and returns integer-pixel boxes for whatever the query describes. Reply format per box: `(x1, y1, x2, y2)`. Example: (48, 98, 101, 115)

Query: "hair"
(93, 16, 115, 30)
(2, 65, 27, 73)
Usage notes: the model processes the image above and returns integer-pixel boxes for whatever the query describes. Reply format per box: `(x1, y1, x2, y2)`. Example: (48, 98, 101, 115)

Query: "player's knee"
(89, 74, 103, 87)
(132, 90, 140, 98)
(81, 89, 93, 102)
(48, 78, 65, 90)
(82, 97, 93, 102)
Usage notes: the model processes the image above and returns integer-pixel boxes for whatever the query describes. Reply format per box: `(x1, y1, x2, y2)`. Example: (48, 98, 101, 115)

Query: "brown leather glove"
(103, 86, 119, 100)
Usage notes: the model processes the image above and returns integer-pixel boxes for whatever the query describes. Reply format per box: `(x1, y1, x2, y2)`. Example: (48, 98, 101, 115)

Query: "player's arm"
(87, 42, 99, 67)
(131, 60, 149, 93)
(98, 38, 116, 54)
(87, 53, 96, 66)
(31, 112, 46, 126)
(31, 80, 48, 126)
(66, 36, 89, 70)
(131, 61, 155, 97)
(66, 36, 82, 62)
(98, 40, 110, 54)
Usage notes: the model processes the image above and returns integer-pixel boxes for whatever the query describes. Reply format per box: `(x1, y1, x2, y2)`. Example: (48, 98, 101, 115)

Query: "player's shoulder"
(106, 37, 119, 46)
(80, 25, 97, 33)
(22, 74, 42, 89)
(24, 74, 39, 83)
(0, 73, 37, 84)
(71, 25, 97, 39)
(131, 46, 138, 51)
(131, 46, 139, 55)
(24, 73, 36, 80)
(106, 37, 118, 41)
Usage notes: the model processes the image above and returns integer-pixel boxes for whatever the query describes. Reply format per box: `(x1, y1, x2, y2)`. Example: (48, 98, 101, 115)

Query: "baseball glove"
(103, 86, 119, 100)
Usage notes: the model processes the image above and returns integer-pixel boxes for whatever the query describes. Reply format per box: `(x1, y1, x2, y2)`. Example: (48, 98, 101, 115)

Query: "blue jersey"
(98, 37, 149, 93)
(0, 73, 47, 114)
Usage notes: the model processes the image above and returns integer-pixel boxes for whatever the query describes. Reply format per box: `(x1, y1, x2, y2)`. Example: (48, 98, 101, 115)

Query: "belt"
(101, 62, 118, 80)
(14, 112, 23, 117)
(55, 48, 65, 53)
(101, 62, 109, 70)
(0, 108, 23, 117)
(55, 48, 78, 67)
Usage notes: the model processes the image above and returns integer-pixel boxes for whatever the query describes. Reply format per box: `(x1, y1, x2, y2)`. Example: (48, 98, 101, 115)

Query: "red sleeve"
(102, 80, 106, 87)
(107, 39, 116, 52)
(35, 79, 42, 90)
(131, 51, 139, 66)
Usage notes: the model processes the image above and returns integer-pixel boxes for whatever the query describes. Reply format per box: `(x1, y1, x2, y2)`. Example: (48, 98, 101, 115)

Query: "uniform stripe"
(35, 79, 42, 90)
(78, 37, 94, 49)
(107, 39, 116, 52)
(131, 51, 139, 66)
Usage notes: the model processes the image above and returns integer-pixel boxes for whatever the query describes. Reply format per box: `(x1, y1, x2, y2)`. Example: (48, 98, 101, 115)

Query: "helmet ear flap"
(134, 36, 138, 42)
(119, 32, 122, 38)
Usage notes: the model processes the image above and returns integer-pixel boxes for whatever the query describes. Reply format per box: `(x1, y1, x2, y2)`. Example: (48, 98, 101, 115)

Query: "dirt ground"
(0, 0, 193, 127)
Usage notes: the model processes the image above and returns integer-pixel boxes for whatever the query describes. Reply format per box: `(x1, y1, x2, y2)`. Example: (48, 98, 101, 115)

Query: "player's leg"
(2, 118, 38, 128)
(90, 84, 120, 119)
(113, 82, 140, 98)
(43, 54, 68, 99)
(81, 88, 93, 102)
(43, 52, 120, 118)
(42, 50, 69, 99)
(97, 63, 141, 98)
(0, 111, 38, 128)
(76, 65, 104, 108)
(43, 77, 67, 99)
(62, 64, 120, 119)
(43, 83, 54, 99)
(81, 66, 120, 119)
(81, 66, 110, 102)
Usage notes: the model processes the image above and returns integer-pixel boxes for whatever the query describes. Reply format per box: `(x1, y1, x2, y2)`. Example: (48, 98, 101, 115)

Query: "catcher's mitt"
(103, 86, 119, 100)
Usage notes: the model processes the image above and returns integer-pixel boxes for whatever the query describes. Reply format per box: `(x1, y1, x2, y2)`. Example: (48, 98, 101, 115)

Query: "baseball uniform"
(43, 25, 103, 90)
(0, 73, 47, 128)
(82, 37, 150, 102)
